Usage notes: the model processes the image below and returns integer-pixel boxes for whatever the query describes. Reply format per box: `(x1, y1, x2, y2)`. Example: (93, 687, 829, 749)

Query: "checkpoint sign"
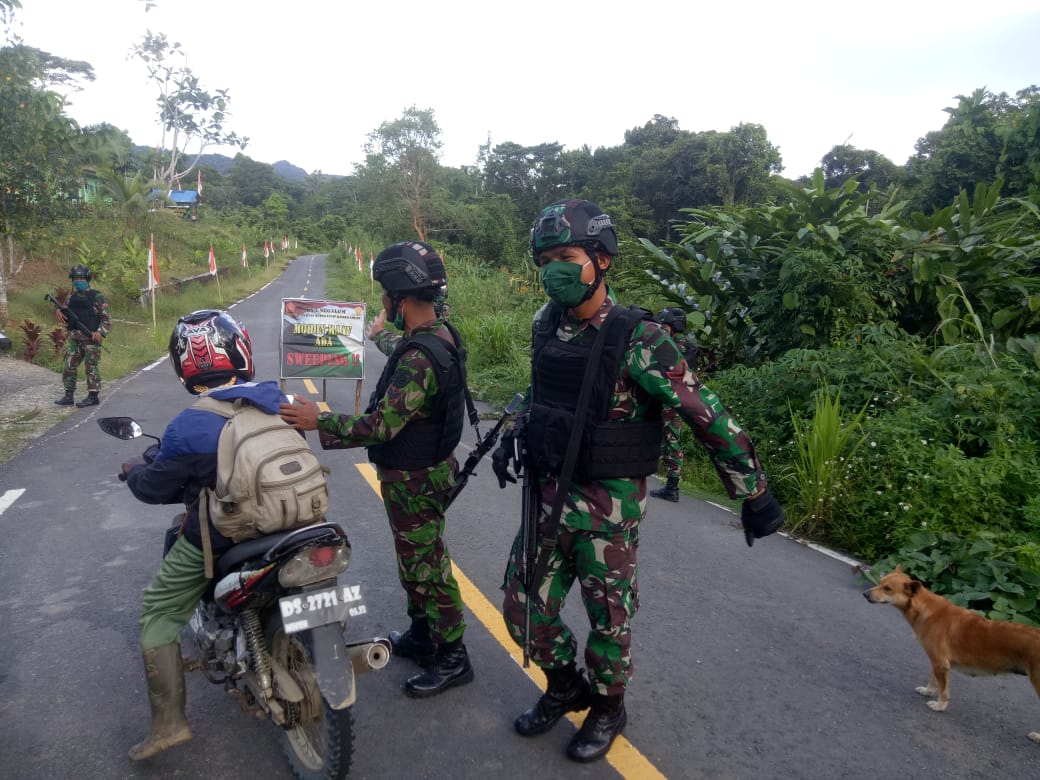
(280, 298, 366, 379)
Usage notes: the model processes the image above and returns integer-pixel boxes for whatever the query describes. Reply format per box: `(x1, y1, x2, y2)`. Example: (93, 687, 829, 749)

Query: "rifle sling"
(526, 305, 624, 603)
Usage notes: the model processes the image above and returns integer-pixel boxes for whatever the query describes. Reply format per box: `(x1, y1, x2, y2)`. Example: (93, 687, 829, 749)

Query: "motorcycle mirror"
(97, 417, 143, 440)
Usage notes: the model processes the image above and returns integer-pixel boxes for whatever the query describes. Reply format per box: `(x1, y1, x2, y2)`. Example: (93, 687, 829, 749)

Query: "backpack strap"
(190, 394, 240, 578)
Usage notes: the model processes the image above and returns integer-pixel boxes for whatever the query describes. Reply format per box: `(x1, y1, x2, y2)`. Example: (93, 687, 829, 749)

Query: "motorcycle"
(100, 415, 390, 780)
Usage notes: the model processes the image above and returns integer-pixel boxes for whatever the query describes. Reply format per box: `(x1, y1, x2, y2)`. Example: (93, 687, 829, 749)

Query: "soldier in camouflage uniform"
(492, 200, 785, 763)
(281, 241, 474, 699)
(54, 264, 111, 408)
(648, 307, 700, 503)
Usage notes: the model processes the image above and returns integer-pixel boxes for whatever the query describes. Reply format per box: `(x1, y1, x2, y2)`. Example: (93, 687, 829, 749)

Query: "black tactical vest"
(366, 326, 466, 470)
(527, 303, 663, 481)
(67, 290, 101, 333)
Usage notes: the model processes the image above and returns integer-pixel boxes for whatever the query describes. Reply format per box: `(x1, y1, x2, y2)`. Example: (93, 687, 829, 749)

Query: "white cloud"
(11, 0, 1040, 178)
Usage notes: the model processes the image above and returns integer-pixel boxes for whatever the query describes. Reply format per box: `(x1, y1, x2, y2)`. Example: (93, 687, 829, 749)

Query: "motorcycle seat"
(215, 524, 340, 579)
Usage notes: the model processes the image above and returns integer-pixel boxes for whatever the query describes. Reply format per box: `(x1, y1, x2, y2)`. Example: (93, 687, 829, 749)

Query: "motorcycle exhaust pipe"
(347, 638, 391, 673)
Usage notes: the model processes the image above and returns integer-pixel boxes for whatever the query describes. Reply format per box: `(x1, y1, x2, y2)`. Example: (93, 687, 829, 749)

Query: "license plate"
(279, 584, 366, 634)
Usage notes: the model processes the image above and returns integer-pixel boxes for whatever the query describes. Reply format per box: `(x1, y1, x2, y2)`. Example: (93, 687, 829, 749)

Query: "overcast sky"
(10, 0, 1040, 180)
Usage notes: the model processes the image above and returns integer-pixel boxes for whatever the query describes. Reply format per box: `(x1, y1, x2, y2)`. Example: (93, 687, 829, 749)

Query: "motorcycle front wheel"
(270, 626, 355, 780)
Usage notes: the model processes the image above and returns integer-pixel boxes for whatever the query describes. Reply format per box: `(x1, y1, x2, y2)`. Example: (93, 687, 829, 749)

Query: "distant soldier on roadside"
(648, 307, 699, 502)
(54, 264, 110, 408)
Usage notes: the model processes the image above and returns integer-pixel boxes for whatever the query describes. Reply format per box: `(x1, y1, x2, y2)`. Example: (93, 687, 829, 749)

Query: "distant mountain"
(131, 147, 330, 183)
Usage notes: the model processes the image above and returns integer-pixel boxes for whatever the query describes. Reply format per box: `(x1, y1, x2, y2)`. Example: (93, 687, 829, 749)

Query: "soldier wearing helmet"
(492, 199, 784, 763)
(122, 309, 291, 761)
(280, 240, 474, 699)
(649, 307, 700, 503)
(54, 264, 111, 407)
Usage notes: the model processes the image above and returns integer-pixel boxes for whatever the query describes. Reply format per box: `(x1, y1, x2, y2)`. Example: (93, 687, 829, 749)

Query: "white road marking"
(0, 489, 26, 516)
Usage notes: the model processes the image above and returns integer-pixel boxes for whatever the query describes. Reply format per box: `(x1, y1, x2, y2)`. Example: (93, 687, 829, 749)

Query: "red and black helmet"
(168, 309, 254, 393)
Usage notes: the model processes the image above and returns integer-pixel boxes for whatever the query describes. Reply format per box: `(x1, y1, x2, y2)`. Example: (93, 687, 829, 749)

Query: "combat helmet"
(530, 199, 618, 266)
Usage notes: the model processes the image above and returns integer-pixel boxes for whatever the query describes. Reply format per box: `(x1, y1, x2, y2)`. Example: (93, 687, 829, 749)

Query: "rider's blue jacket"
(126, 380, 288, 554)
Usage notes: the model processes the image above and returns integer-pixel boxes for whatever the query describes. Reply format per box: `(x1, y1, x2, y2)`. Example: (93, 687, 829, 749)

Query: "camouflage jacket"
(318, 322, 456, 486)
(528, 293, 765, 532)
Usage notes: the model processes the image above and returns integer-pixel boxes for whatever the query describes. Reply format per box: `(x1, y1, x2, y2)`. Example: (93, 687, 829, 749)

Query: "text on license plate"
(279, 584, 366, 634)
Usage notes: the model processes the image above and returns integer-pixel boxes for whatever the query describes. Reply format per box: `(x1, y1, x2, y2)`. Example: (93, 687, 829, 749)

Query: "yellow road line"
(304, 378, 318, 395)
(354, 462, 665, 779)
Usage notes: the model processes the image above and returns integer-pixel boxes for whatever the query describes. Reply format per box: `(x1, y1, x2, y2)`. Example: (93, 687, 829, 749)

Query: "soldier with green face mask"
(54, 264, 110, 408)
(492, 199, 785, 763)
(280, 241, 474, 700)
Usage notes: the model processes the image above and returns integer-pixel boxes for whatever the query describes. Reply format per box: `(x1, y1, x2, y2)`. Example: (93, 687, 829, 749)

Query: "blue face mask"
(72, 280, 89, 291)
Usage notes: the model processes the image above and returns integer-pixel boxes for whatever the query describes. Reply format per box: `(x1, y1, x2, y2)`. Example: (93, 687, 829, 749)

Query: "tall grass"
(782, 387, 869, 540)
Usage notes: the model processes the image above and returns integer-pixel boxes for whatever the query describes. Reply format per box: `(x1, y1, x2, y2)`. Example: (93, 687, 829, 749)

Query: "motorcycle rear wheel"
(270, 627, 355, 780)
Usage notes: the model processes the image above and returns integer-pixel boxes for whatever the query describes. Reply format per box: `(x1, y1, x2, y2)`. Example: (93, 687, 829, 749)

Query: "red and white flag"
(369, 253, 374, 280)
(197, 169, 202, 195)
(208, 244, 217, 275)
(241, 244, 248, 268)
(356, 247, 362, 272)
(147, 234, 160, 289)
(264, 241, 270, 259)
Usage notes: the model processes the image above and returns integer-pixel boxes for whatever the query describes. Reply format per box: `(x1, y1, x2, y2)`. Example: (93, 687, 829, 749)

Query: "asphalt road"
(2, 255, 1039, 779)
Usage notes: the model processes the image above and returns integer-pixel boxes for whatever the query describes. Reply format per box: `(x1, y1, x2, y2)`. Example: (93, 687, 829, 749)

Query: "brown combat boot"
(127, 643, 192, 761)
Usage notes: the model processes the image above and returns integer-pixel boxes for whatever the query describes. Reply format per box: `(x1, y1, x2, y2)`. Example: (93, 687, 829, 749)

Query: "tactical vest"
(366, 326, 465, 470)
(67, 290, 101, 333)
(527, 303, 663, 481)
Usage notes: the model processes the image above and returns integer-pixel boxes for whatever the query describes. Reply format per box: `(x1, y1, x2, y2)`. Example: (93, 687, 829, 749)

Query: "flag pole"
(149, 233, 157, 329)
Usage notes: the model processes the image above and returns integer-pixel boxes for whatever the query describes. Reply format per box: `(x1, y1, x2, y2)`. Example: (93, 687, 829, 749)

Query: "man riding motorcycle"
(122, 309, 290, 761)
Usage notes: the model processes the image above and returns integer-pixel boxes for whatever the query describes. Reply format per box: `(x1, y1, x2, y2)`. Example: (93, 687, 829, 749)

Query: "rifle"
(517, 428, 539, 668)
(45, 293, 110, 353)
(442, 392, 524, 511)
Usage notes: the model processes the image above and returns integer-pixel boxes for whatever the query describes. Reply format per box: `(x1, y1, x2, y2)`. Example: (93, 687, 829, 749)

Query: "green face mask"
(540, 261, 592, 308)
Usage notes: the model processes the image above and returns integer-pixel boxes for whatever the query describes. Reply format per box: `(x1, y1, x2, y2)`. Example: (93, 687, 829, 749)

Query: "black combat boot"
(649, 475, 680, 502)
(54, 391, 75, 406)
(75, 391, 100, 408)
(566, 693, 627, 763)
(515, 663, 592, 736)
(403, 640, 473, 698)
(388, 616, 436, 667)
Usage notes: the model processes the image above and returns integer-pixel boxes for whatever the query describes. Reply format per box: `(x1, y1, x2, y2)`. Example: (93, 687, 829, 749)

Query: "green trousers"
(139, 536, 210, 650)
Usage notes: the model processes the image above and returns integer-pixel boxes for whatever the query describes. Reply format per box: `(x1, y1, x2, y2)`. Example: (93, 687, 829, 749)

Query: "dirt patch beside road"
(0, 355, 75, 465)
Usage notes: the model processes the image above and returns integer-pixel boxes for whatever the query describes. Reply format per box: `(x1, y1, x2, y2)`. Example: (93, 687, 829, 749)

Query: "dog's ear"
(907, 581, 921, 595)
(894, 564, 904, 574)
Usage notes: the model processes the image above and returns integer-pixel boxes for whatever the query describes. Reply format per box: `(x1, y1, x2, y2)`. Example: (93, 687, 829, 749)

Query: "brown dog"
(864, 565, 1040, 743)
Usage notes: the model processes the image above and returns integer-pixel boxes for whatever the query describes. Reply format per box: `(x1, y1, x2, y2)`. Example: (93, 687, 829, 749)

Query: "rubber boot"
(75, 391, 100, 408)
(54, 391, 75, 406)
(403, 640, 473, 698)
(514, 663, 592, 736)
(566, 693, 627, 763)
(649, 475, 680, 502)
(127, 643, 192, 761)
(388, 616, 436, 667)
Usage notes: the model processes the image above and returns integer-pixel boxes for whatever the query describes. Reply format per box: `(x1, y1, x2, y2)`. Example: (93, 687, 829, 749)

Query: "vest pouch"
(526, 402, 576, 476)
(577, 418, 665, 481)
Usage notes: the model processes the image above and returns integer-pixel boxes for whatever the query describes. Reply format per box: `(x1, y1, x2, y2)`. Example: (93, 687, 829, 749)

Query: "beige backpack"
(193, 395, 329, 553)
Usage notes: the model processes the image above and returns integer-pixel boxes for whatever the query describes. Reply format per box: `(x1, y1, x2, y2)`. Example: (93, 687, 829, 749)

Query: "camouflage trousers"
(61, 337, 102, 393)
(502, 522, 639, 695)
(380, 478, 466, 645)
(660, 407, 684, 478)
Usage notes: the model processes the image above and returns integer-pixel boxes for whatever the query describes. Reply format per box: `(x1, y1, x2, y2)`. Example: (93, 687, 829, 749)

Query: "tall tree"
(130, 31, 247, 191)
(0, 44, 91, 327)
(705, 122, 782, 206)
(361, 106, 442, 241)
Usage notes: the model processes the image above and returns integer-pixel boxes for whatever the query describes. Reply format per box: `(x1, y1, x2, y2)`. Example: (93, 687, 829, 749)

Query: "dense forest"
(3, 6, 1040, 622)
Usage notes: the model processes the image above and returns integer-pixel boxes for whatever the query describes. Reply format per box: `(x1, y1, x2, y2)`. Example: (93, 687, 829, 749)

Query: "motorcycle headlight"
(278, 541, 351, 587)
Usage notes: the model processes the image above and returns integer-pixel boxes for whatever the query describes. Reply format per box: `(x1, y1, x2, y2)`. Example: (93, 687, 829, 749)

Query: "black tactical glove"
(492, 440, 517, 488)
(143, 444, 160, 464)
(741, 490, 785, 547)
(492, 418, 526, 489)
